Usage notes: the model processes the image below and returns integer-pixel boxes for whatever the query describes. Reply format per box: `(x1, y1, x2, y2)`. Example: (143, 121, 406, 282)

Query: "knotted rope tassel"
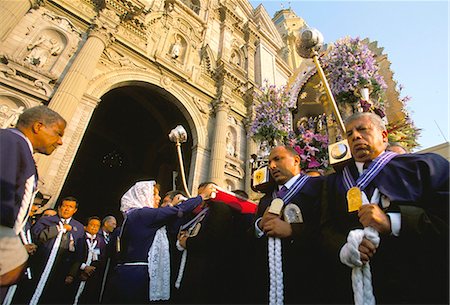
(340, 226, 380, 305)
(268, 236, 283, 305)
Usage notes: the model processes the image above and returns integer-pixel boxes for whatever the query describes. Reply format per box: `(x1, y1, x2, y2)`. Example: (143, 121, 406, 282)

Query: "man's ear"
(31, 121, 43, 134)
(382, 130, 388, 143)
(294, 154, 301, 166)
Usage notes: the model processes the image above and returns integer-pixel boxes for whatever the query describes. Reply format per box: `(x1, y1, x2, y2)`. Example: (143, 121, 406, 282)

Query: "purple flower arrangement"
(249, 81, 293, 146)
(321, 36, 387, 114)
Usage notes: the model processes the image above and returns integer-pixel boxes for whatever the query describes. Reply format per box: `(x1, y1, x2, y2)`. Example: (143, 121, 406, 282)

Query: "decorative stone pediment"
(0, 55, 56, 98)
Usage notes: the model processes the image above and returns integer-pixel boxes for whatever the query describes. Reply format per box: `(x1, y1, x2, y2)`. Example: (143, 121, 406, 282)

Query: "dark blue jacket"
(0, 128, 37, 229)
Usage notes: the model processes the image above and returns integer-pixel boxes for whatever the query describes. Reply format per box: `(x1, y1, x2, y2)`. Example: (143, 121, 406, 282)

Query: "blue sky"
(249, 0, 449, 151)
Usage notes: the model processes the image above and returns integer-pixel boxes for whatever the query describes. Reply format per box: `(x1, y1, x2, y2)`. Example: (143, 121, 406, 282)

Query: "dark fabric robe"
(74, 233, 107, 304)
(174, 201, 235, 304)
(247, 176, 324, 304)
(321, 153, 449, 304)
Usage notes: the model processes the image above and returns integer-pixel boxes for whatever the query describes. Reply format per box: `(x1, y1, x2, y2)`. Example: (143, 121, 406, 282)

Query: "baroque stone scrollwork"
(90, 8, 121, 47)
(212, 98, 234, 113)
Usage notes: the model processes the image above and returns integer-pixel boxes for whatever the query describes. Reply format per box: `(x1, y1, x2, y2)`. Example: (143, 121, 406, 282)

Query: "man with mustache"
(249, 145, 323, 304)
(321, 112, 449, 304)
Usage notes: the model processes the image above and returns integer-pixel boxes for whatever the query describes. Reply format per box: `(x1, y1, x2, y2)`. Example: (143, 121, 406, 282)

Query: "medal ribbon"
(179, 207, 209, 231)
(343, 152, 396, 191)
(272, 174, 310, 204)
(175, 207, 209, 290)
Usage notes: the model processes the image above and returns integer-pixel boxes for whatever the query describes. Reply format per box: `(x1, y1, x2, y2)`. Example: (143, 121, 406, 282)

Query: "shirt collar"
(279, 173, 301, 190)
(61, 217, 72, 223)
(86, 232, 96, 240)
(355, 151, 385, 175)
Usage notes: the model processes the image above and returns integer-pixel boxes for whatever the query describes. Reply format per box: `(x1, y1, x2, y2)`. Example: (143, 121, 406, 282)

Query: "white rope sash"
(73, 238, 98, 305)
(2, 285, 17, 305)
(267, 175, 310, 305)
(3, 228, 33, 305)
(174, 247, 187, 289)
(340, 190, 381, 305)
(29, 221, 66, 305)
(268, 237, 283, 305)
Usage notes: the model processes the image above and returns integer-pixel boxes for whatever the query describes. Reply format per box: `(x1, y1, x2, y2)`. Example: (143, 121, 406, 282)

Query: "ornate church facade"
(0, 0, 306, 217)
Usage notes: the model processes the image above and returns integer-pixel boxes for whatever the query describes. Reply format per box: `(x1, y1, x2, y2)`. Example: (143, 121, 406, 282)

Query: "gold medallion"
(347, 187, 362, 212)
(268, 198, 284, 215)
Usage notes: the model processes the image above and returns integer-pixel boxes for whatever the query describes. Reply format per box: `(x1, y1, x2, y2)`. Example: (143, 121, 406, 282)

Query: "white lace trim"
(147, 226, 170, 301)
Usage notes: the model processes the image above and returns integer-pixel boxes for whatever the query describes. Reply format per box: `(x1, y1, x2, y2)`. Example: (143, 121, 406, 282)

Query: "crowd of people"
(0, 106, 449, 305)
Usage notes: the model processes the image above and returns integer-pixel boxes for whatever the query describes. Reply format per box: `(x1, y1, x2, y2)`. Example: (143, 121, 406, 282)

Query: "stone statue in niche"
(230, 52, 239, 66)
(171, 35, 182, 59)
(226, 132, 235, 157)
(25, 35, 62, 68)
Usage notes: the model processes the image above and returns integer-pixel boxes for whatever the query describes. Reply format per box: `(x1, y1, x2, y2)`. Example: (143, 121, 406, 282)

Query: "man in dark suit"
(321, 112, 449, 304)
(0, 105, 65, 287)
(249, 145, 323, 304)
(29, 197, 85, 304)
(73, 216, 107, 304)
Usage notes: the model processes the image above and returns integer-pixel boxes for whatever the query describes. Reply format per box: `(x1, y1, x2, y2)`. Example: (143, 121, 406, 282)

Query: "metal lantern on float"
(168, 125, 191, 197)
(295, 27, 352, 167)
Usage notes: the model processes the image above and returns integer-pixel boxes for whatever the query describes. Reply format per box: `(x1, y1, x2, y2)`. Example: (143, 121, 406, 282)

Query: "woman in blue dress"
(110, 180, 216, 303)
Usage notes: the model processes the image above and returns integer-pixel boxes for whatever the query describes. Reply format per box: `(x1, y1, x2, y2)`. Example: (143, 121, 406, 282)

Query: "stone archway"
(57, 84, 193, 223)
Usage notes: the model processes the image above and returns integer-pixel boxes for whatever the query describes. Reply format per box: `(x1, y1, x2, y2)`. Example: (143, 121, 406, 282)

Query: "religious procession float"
(248, 27, 420, 191)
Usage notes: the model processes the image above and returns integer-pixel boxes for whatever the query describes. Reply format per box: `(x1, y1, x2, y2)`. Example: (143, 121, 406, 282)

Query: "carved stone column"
(48, 9, 119, 122)
(244, 21, 258, 83)
(37, 9, 119, 178)
(0, 0, 40, 41)
(209, 98, 233, 186)
(243, 91, 258, 196)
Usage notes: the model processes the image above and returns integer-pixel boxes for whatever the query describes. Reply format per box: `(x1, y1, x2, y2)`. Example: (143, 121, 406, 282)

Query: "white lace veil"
(120, 180, 156, 213)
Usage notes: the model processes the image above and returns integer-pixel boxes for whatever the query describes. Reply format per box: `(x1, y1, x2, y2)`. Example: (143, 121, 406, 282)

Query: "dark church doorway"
(58, 83, 193, 224)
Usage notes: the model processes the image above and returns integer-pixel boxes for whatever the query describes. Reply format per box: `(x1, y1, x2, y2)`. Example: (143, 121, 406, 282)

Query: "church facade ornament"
(0, 0, 306, 201)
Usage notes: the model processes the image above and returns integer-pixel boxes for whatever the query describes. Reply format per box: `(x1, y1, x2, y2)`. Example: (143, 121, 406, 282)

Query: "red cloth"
(210, 188, 257, 214)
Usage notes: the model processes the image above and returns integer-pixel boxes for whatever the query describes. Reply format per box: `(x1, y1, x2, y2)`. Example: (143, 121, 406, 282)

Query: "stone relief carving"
(0, 104, 24, 128)
(191, 96, 208, 114)
(160, 75, 173, 89)
(103, 48, 147, 70)
(25, 35, 63, 68)
(1, 55, 55, 96)
(42, 12, 83, 36)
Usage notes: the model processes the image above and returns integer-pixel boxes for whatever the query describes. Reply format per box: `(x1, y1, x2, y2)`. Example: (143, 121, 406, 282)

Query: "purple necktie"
(276, 185, 288, 199)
